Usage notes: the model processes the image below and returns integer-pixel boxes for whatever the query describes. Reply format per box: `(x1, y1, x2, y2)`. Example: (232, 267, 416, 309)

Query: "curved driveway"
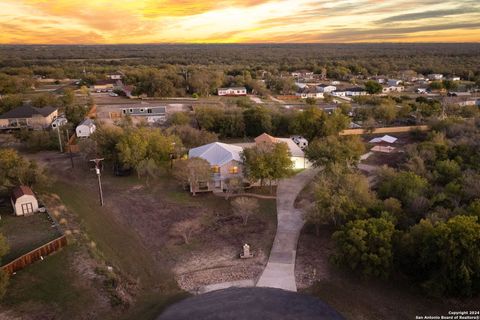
(256, 168, 320, 291)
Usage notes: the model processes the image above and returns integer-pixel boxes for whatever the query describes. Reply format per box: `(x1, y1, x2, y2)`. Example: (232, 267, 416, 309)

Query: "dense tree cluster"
(306, 118, 480, 298)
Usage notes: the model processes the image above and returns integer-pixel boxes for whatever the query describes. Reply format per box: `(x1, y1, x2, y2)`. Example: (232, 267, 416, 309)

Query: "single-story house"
(76, 118, 96, 138)
(255, 133, 311, 169)
(332, 87, 367, 97)
(448, 92, 471, 97)
(387, 79, 402, 86)
(369, 135, 398, 153)
(382, 86, 404, 93)
(448, 76, 461, 81)
(295, 86, 324, 99)
(316, 84, 337, 93)
(0, 105, 58, 130)
(189, 142, 244, 190)
(92, 79, 123, 92)
(291, 70, 314, 79)
(427, 74, 443, 80)
(121, 105, 167, 123)
(11, 186, 39, 216)
(416, 88, 428, 94)
(217, 87, 247, 96)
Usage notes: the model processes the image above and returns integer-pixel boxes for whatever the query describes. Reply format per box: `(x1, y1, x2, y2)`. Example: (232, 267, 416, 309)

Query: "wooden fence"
(339, 125, 430, 135)
(2, 235, 68, 274)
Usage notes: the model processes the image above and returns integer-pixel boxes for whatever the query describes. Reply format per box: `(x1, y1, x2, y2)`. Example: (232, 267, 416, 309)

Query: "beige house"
(11, 186, 39, 216)
(188, 142, 244, 191)
(255, 133, 311, 169)
(0, 105, 58, 130)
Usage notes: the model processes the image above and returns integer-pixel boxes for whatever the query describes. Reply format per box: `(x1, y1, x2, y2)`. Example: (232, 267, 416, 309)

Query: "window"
(229, 166, 239, 174)
(140, 108, 144, 112)
(129, 108, 133, 113)
(212, 165, 220, 173)
(122, 109, 127, 114)
(147, 109, 152, 114)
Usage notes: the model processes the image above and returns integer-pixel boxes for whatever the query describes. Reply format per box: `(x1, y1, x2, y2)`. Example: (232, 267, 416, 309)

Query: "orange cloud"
(0, 0, 478, 44)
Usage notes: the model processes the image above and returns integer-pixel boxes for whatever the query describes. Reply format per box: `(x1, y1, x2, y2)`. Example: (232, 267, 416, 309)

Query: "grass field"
(0, 212, 62, 264)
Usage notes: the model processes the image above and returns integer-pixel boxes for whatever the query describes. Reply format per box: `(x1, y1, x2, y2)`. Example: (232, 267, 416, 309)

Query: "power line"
(89, 158, 105, 206)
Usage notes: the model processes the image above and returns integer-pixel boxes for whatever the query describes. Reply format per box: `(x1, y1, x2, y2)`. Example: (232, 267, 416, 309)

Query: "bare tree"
(231, 197, 260, 226)
(173, 158, 211, 195)
(171, 218, 202, 244)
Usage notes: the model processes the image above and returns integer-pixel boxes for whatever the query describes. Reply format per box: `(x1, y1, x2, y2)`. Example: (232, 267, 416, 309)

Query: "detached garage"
(11, 186, 39, 216)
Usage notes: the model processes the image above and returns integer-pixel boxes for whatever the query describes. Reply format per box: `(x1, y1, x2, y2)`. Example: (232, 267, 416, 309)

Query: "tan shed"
(11, 186, 39, 216)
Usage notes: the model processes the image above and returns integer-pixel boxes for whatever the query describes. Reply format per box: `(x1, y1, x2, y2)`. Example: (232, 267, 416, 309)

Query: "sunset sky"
(1, 0, 479, 44)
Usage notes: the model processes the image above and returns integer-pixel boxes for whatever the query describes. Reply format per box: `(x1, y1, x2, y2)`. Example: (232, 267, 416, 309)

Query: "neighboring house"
(217, 87, 247, 96)
(332, 87, 367, 97)
(189, 142, 244, 190)
(11, 186, 39, 216)
(0, 105, 58, 130)
(448, 76, 461, 81)
(416, 88, 428, 94)
(91, 79, 120, 92)
(382, 86, 404, 93)
(107, 72, 123, 80)
(427, 74, 443, 80)
(295, 86, 324, 99)
(76, 118, 96, 138)
(121, 105, 167, 123)
(51, 115, 68, 129)
(369, 135, 398, 144)
(295, 82, 308, 89)
(255, 133, 311, 169)
(387, 79, 402, 86)
(291, 70, 314, 79)
(316, 84, 337, 93)
(448, 92, 471, 97)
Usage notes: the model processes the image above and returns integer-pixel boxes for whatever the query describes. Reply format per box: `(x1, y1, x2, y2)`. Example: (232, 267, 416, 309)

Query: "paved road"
(256, 168, 320, 291)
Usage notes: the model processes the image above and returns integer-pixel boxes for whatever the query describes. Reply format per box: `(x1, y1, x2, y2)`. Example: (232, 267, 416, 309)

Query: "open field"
(0, 212, 62, 264)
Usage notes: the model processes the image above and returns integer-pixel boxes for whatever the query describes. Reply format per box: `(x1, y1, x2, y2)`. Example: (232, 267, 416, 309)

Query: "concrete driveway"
(256, 168, 320, 291)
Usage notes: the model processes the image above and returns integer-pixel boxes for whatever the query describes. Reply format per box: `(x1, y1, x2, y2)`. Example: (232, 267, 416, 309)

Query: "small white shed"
(11, 186, 39, 216)
(76, 118, 96, 138)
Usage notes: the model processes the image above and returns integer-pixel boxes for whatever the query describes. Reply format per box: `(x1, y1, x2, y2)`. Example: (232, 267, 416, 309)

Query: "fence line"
(2, 235, 68, 274)
(340, 125, 430, 135)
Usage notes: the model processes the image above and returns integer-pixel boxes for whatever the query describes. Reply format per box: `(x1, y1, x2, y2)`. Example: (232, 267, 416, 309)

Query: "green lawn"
(2, 245, 98, 319)
(0, 212, 62, 264)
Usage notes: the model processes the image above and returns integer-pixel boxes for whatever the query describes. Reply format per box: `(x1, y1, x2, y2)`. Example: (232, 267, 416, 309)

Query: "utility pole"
(66, 128, 74, 169)
(90, 158, 105, 206)
(56, 127, 63, 153)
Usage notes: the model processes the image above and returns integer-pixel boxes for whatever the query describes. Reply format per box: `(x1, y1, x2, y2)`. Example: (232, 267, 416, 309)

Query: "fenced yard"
(0, 211, 64, 266)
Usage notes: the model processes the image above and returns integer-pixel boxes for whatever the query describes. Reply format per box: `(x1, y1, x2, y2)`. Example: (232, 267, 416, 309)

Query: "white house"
(76, 118, 96, 138)
(291, 70, 314, 79)
(387, 79, 402, 86)
(189, 142, 244, 190)
(316, 84, 337, 93)
(369, 135, 398, 144)
(217, 87, 247, 96)
(11, 186, 39, 216)
(448, 76, 461, 81)
(427, 74, 443, 80)
(332, 87, 367, 97)
(416, 88, 428, 94)
(296, 86, 324, 99)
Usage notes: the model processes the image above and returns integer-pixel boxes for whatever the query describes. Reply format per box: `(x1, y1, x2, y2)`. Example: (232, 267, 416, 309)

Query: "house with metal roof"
(0, 105, 58, 130)
(255, 133, 311, 169)
(121, 105, 167, 123)
(217, 87, 247, 96)
(189, 142, 244, 190)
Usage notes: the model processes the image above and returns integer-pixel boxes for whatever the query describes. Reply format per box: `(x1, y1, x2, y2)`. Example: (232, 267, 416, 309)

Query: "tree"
(166, 125, 217, 149)
(400, 216, 480, 297)
(307, 167, 375, 231)
(168, 112, 191, 126)
(137, 158, 160, 186)
(65, 105, 88, 126)
(171, 218, 202, 244)
(364, 80, 383, 94)
(290, 107, 327, 141)
(0, 94, 23, 114)
(173, 158, 211, 195)
(0, 148, 48, 189)
(306, 135, 365, 169)
(333, 217, 395, 278)
(243, 106, 272, 137)
(241, 142, 293, 191)
(231, 197, 260, 225)
(0, 233, 9, 298)
(376, 168, 428, 208)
